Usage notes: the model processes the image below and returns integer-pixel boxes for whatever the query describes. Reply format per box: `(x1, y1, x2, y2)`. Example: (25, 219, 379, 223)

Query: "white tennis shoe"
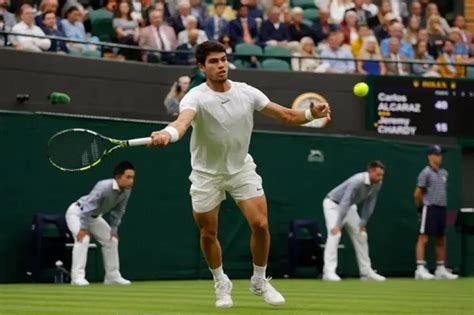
(415, 266, 435, 280)
(434, 266, 459, 280)
(215, 275, 233, 308)
(250, 276, 285, 306)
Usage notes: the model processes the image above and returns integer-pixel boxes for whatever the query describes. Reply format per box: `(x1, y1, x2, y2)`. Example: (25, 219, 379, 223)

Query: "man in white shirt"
(149, 40, 331, 308)
(12, 4, 51, 52)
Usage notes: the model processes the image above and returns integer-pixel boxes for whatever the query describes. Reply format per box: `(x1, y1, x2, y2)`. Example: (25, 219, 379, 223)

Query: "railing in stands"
(1, 30, 473, 72)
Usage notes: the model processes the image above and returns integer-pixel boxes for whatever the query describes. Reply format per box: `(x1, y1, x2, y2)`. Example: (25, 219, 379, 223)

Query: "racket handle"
(127, 137, 151, 147)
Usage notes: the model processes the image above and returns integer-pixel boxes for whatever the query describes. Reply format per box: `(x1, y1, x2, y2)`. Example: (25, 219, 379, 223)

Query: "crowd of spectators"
(0, 0, 473, 77)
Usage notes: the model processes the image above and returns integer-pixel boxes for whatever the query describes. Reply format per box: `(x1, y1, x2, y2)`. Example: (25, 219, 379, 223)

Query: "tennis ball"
(353, 82, 369, 97)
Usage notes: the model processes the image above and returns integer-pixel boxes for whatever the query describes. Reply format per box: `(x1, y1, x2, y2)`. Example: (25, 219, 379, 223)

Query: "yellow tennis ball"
(353, 82, 369, 97)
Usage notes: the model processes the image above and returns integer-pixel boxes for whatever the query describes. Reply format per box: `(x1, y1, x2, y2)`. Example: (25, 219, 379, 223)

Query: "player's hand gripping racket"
(47, 128, 151, 171)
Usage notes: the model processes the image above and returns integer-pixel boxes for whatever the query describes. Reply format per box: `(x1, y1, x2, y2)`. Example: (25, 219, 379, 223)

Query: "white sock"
(416, 260, 426, 270)
(253, 263, 266, 279)
(436, 261, 445, 270)
(210, 266, 226, 282)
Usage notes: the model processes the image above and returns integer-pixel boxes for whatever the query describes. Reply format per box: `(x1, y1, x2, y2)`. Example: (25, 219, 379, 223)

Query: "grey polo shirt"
(327, 172, 382, 226)
(417, 166, 448, 207)
(76, 179, 131, 234)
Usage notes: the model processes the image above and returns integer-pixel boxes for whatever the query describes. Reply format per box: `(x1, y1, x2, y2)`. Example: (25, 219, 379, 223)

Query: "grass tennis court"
(1, 278, 473, 314)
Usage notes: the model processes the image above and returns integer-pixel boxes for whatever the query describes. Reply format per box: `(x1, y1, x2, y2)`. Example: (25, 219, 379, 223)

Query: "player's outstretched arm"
(149, 109, 196, 147)
(260, 101, 331, 126)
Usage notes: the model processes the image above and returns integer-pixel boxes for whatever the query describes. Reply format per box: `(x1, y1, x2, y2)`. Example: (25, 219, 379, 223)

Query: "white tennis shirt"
(179, 80, 270, 175)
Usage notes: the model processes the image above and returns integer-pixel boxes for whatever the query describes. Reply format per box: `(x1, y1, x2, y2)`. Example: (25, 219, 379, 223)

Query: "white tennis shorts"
(189, 156, 264, 213)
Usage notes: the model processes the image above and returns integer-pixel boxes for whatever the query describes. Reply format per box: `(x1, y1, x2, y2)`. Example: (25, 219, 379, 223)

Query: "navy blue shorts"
(419, 205, 447, 236)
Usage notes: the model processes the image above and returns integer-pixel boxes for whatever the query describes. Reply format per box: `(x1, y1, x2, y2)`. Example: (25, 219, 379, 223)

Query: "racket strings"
(48, 131, 106, 170)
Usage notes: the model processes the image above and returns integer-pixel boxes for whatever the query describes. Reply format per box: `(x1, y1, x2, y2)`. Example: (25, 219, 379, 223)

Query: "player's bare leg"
(239, 195, 285, 306)
(193, 206, 233, 308)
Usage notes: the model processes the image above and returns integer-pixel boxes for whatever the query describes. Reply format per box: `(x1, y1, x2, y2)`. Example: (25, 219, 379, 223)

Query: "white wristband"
(163, 126, 179, 143)
(305, 108, 315, 122)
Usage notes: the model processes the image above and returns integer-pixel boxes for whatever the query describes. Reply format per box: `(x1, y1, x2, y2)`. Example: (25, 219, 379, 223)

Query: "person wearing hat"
(413, 145, 458, 280)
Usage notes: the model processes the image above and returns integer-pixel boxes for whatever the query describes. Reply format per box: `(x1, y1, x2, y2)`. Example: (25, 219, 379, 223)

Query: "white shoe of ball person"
(214, 275, 233, 308)
(71, 278, 90, 286)
(434, 266, 459, 280)
(250, 276, 285, 306)
(360, 269, 386, 281)
(104, 276, 131, 285)
(322, 272, 341, 282)
(415, 266, 435, 280)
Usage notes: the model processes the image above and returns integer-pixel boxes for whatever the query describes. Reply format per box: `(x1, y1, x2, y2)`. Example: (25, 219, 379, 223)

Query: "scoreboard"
(367, 76, 474, 136)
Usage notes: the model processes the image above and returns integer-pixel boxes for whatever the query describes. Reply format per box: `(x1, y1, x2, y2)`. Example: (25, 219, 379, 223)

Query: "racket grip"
(127, 137, 152, 147)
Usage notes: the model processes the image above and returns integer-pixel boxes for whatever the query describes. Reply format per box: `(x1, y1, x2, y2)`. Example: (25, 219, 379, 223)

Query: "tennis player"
(149, 41, 331, 308)
(65, 161, 135, 286)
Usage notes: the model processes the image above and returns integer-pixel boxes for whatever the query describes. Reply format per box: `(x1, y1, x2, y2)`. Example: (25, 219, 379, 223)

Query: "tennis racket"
(47, 128, 151, 172)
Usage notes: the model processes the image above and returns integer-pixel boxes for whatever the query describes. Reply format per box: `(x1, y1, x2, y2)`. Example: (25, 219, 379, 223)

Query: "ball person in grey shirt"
(322, 160, 386, 281)
(66, 161, 135, 286)
(414, 145, 458, 280)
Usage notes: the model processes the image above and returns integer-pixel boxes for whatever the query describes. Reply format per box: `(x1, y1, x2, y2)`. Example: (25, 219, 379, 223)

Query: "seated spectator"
(139, 9, 177, 63)
(207, 0, 236, 21)
(383, 37, 410, 75)
(291, 36, 320, 72)
(380, 22, 414, 59)
(113, 0, 140, 60)
(243, 0, 263, 19)
(373, 12, 397, 43)
(175, 28, 199, 65)
(390, 0, 408, 22)
(129, 0, 145, 25)
(412, 40, 439, 77)
(357, 35, 385, 75)
(404, 15, 421, 46)
(90, 0, 116, 21)
(62, 6, 101, 57)
(340, 10, 359, 45)
(319, 31, 355, 73)
(427, 15, 446, 59)
(409, 0, 423, 26)
(189, 0, 207, 26)
(259, 6, 290, 46)
(35, 0, 64, 33)
(204, 0, 230, 41)
(288, 7, 312, 43)
(425, 3, 450, 35)
(363, 0, 378, 17)
(219, 34, 233, 55)
(169, 0, 192, 35)
(369, 0, 391, 29)
(0, 0, 16, 46)
(60, 0, 85, 21)
(142, 1, 171, 25)
(453, 15, 473, 55)
(329, 0, 354, 24)
(271, 0, 291, 24)
(351, 24, 371, 57)
(178, 15, 208, 45)
(310, 7, 339, 44)
(449, 28, 470, 58)
(435, 39, 465, 78)
(12, 4, 51, 52)
(40, 11, 68, 53)
(344, 0, 373, 28)
(229, 4, 258, 44)
(164, 75, 191, 116)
